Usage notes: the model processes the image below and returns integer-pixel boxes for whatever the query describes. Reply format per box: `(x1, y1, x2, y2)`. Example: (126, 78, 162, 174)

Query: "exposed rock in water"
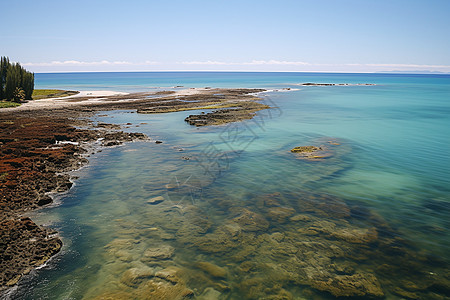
(300, 83, 376, 86)
(290, 146, 322, 153)
(0, 217, 62, 288)
(184, 102, 269, 126)
(0, 112, 148, 292)
(290, 145, 335, 160)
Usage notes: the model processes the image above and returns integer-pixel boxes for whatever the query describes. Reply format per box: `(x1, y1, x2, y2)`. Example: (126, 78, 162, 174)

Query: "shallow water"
(10, 72, 450, 299)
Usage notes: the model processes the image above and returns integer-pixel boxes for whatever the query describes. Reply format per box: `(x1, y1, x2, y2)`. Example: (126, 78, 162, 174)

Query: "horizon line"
(32, 70, 450, 75)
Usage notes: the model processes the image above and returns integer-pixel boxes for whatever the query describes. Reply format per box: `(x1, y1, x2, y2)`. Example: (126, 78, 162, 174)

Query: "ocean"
(11, 72, 450, 299)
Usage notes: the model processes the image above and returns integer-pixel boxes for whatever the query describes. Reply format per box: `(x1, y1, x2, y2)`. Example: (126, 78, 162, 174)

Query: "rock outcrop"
(0, 114, 147, 293)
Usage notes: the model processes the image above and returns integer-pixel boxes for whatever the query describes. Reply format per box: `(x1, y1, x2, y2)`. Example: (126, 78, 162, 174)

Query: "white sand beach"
(0, 88, 215, 111)
(1, 91, 129, 111)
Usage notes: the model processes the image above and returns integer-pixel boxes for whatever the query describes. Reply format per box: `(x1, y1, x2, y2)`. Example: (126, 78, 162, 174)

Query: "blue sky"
(2, 0, 450, 73)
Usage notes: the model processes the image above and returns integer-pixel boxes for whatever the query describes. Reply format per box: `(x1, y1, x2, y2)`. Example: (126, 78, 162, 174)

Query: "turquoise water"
(10, 72, 450, 299)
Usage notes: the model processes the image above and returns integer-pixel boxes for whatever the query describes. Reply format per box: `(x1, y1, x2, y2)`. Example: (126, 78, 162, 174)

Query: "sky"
(1, 0, 450, 73)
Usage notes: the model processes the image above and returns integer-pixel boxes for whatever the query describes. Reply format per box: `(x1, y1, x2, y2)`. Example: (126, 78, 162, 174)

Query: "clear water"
(10, 72, 450, 299)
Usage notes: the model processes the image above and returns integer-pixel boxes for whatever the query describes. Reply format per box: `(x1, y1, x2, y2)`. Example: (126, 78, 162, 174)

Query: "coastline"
(0, 87, 269, 294)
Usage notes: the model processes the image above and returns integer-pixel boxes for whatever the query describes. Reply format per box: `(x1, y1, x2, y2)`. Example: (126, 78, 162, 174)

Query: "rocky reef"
(290, 140, 342, 160)
(136, 88, 270, 126)
(184, 102, 269, 127)
(0, 112, 147, 293)
(80, 186, 450, 299)
(36, 131, 446, 299)
(185, 191, 449, 298)
(0, 217, 62, 287)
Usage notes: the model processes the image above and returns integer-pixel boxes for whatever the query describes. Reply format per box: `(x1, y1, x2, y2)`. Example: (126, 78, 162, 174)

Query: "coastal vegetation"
(32, 89, 78, 100)
(0, 57, 34, 103)
(0, 101, 21, 108)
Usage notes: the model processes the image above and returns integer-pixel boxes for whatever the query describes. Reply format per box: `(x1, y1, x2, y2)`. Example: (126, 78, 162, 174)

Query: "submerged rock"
(142, 244, 175, 261)
(310, 272, 384, 298)
(136, 278, 194, 300)
(103, 238, 140, 262)
(267, 206, 296, 223)
(392, 287, 419, 299)
(297, 193, 350, 219)
(331, 227, 378, 244)
(120, 266, 154, 287)
(231, 208, 269, 232)
(290, 214, 312, 222)
(92, 290, 135, 300)
(196, 261, 228, 278)
(197, 287, 222, 300)
(147, 196, 165, 205)
(239, 276, 294, 299)
(155, 266, 183, 284)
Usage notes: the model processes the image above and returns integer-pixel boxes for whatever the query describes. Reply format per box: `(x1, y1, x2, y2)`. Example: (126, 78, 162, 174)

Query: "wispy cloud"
(347, 63, 450, 69)
(23, 60, 160, 67)
(181, 60, 231, 65)
(22, 59, 450, 73)
(181, 60, 310, 66)
(244, 60, 310, 66)
(181, 60, 450, 69)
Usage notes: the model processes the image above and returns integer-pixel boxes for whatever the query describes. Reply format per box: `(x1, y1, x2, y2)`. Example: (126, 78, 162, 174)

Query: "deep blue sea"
(10, 72, 450, 299)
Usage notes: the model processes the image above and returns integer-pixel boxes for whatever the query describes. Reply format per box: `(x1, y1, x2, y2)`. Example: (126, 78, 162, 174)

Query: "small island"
(299, 83, 376, 86)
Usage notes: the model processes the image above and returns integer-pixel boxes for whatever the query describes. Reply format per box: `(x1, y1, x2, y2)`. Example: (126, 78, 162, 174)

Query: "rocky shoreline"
(0, 88, 268, 294)
(0, 112, 147, 292)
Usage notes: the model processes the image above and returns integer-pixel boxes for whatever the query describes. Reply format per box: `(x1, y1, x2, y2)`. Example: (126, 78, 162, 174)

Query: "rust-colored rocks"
(0, 217, 62, 288)
(0, 113, 147, 292)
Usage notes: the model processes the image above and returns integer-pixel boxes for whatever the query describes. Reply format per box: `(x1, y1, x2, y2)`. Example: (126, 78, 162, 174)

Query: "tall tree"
(5, 63, 21, 101)
(22, 70, 34, 100)
(0, 57, 10, 100)
(0, 57, 34, 101)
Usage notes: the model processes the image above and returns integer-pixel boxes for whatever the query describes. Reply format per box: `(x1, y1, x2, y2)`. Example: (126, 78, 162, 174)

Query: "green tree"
(4, 64, 21, 100)
(22, 70, 34, 100)
(12, 87, 26, 103)
(0, 57, 34, 101)
(0, 57, 9, 100)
